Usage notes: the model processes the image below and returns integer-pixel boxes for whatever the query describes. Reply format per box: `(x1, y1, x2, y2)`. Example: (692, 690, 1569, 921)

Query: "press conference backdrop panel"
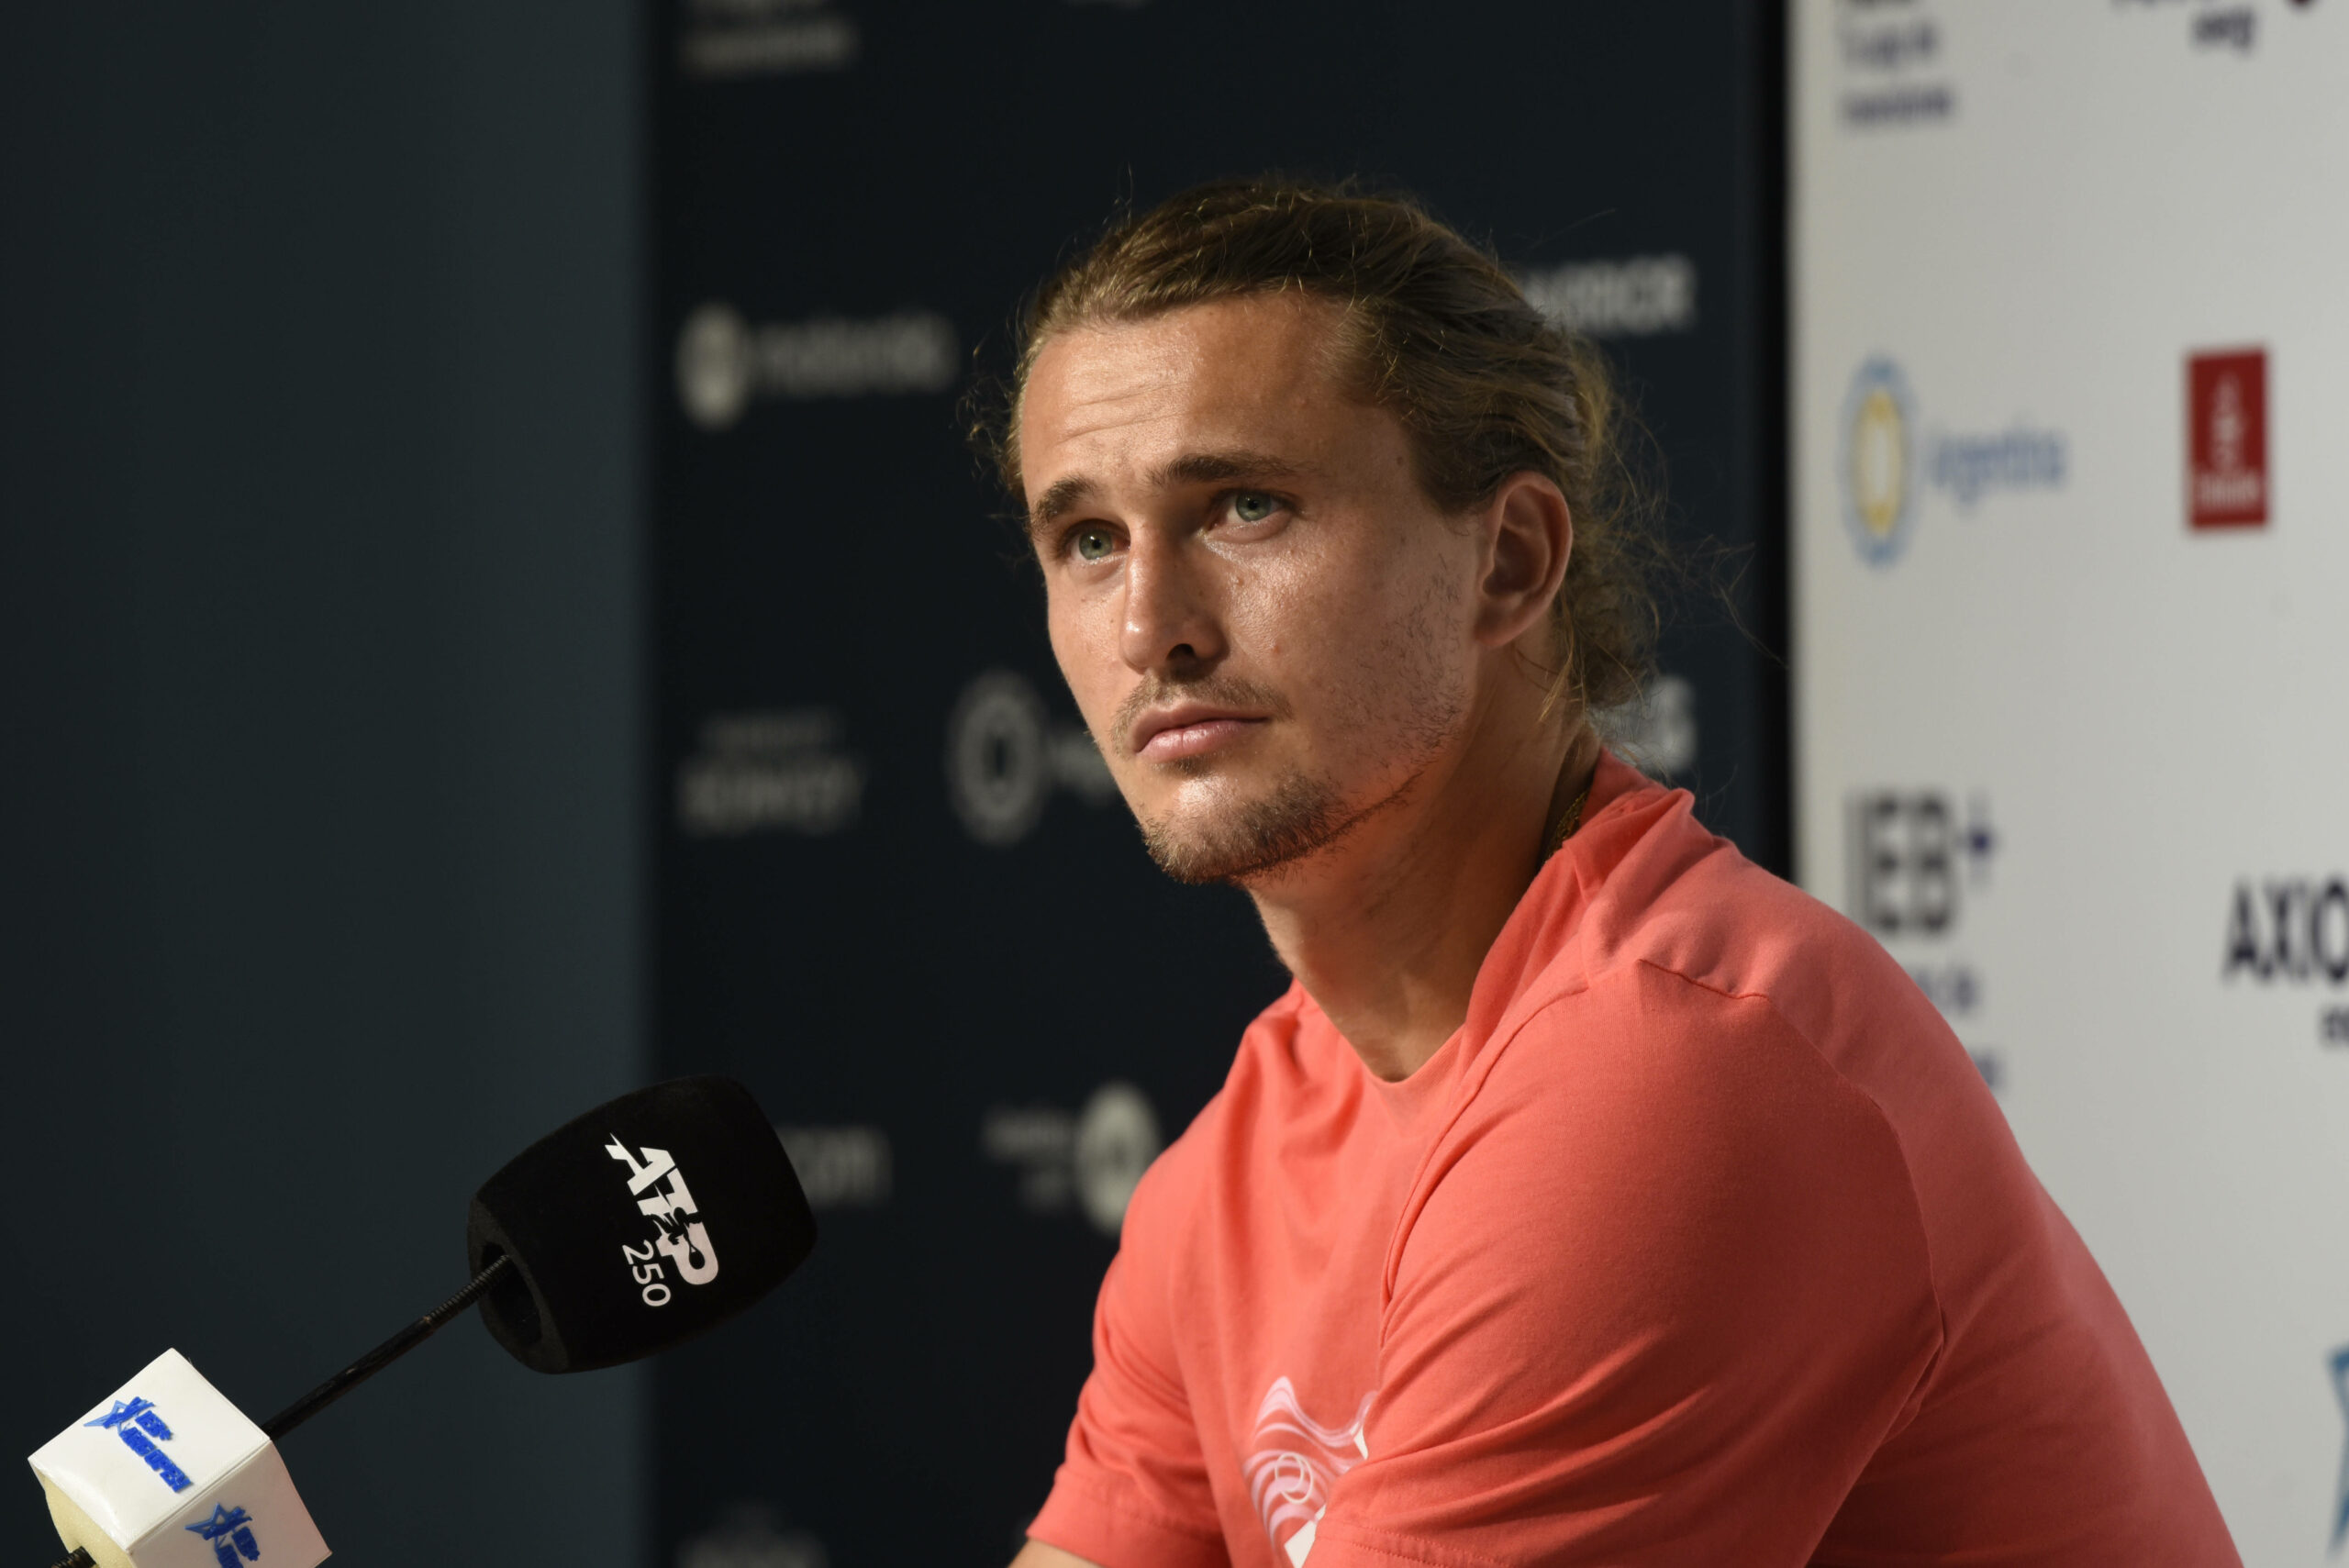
(649, 2, 1783, 1562)
(1, 6, 642, 1566)
(1792, 5, 2349, 1561)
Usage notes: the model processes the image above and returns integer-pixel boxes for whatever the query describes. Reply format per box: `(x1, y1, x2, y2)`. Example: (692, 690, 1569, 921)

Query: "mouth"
(1129, 706, 1268, 763)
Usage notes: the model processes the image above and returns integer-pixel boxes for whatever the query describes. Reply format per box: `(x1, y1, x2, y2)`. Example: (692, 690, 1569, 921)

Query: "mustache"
(1109, 672, 1290, 751)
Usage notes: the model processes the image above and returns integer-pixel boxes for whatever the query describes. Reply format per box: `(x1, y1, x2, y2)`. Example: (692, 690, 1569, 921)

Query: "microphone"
(27, 1075, 817, 1568)
(468, 1073, 818, 1373)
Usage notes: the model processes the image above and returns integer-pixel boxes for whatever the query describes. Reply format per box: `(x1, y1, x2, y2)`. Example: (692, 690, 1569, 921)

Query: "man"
(987, 180, 2237, 1567)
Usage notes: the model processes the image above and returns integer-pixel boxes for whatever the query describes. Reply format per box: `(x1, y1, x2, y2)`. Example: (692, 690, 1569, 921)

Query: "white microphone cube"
(27, 1350, 328, 1568)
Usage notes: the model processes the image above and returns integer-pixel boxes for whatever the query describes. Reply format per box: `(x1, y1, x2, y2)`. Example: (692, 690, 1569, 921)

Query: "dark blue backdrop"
(2, 6, 645, 1565)
(649, 4, 1784, 1565)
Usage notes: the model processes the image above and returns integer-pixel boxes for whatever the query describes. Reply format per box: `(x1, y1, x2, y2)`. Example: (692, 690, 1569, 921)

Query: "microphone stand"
(44, 1255, 512, 1568)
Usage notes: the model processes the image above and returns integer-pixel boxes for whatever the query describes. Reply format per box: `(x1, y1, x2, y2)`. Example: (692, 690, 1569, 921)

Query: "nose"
(1119, 528, 1225, 675)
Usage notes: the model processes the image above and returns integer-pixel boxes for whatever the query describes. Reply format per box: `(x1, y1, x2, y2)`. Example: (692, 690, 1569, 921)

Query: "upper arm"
(1025, 1146, 1230, 1568)
(1316, 971, 1943, 1566)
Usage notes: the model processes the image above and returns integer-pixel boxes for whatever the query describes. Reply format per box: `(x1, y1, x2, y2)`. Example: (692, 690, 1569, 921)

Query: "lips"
(1130, 706, 1266, 762)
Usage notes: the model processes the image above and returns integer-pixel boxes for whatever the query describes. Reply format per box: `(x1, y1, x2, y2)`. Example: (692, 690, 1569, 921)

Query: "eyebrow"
(1026, 449, 1309, 539)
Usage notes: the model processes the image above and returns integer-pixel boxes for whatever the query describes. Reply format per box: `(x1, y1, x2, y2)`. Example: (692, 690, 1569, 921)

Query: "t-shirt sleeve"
(1029, 1143, 1231, 1568)
(1308, 964, 1945, 1568)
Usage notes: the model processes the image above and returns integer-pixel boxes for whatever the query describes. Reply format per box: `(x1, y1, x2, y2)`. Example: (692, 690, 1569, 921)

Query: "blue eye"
(1232, 492, 1277, 523)
(1073, 525, 1116, 562)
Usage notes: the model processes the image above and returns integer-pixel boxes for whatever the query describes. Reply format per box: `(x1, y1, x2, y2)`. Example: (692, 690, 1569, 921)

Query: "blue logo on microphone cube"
(26, 1350, 328, 1568)
(83, 1399, 194, 1493)
(187, 1505, 262, 1567)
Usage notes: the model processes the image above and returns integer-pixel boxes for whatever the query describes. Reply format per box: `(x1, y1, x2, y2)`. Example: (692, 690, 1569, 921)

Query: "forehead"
(1017, 295, 1365, 498)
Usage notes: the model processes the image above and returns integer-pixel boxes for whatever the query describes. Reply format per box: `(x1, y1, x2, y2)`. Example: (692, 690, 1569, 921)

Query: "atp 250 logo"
(606, 1137, 720, 1307)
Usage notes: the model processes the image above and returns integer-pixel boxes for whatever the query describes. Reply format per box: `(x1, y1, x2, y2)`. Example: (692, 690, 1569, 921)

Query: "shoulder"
(1419, 772, 2009, 1311)
(1439, 963, 1925, 1243)
(1573, 785, 1911, 1019)
(1400, 773, 1957, 1288)
(1504, 774, 1962, 1103)
(1386, 965, 1940, 1398)
(1464, 777, 1966, 1189)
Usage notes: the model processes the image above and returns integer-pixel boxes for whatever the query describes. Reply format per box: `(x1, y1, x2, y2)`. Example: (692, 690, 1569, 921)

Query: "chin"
(1136, 773, 1350, 887)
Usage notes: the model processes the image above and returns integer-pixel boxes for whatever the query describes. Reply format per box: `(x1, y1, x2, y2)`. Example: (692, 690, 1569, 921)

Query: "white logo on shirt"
(1241, 1377, 1373, 1566)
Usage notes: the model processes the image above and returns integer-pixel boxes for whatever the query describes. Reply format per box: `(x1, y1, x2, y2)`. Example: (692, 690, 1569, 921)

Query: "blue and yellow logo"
(1841, 359, 1916, 566)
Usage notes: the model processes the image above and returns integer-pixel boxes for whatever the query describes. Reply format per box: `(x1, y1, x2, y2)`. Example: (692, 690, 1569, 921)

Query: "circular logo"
(676, 303, 751, 431)
(946, 670, 1051, 846)
(1074, 1081, 1162, 1236)
(1841, 359, 1915, 565)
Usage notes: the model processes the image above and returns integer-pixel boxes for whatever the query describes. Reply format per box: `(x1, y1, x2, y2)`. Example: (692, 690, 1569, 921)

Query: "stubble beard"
(1130, 695, 1464, 889)
(1138, 765, 1355, 886)
(1112, 673, 1368, 886)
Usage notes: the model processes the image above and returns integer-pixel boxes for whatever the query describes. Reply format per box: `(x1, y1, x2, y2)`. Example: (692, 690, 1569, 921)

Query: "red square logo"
(2188, 348, 2268, 528)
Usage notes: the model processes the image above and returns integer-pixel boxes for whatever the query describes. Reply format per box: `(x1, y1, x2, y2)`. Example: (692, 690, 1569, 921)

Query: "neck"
(1245, 715, 1602, 1082)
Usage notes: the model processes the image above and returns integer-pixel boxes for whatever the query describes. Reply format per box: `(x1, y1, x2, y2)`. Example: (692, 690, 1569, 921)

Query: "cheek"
(1238, 526, 1469, 701)
(1226, 534, 1360, 664)
(1046, 583, 1126, 725)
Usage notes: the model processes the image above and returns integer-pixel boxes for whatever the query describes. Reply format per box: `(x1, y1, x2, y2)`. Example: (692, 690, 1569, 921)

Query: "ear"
(1471, 472, 1572, 649)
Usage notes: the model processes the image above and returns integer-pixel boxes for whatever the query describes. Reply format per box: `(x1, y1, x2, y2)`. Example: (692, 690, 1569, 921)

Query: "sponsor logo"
(676, 1503, 830, 1568)
(2222, 877, 2349, 982)
(982, 1082, 1163, 1236)
(1847, 787, 2003, 1086)
(676, 709, 864, 840)
(1835, 0, 1955, 128)
(1518, 254, 1697, 339)
(187, 1504, 262, 1568)
(1847, 788, 1996, 938)
(606, 1138, 720, 1307)
(676, 303, 957, 431)
(2331, 1344, 2349, 1553)
(2221, 875, 2349, 1046)
(1244, 1377, 1374, 1567)
(2114, 0, 2260, 54)
(1840, 360, 2068, 566)
(1842, 360, 1917, 564)
(677, 0, 858, 81)
(775, 1124, 891, 1210)
(83, 1397, 192, 1492)
(946, 670, 1119, 847)
(1931, 424, 2066, 509)
(2188, 348, 2268, 529)
(2193, 7, 2254, 50)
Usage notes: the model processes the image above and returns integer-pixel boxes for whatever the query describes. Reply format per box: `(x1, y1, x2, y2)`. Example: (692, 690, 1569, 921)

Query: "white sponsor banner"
(1793, 2, 2349, 1559)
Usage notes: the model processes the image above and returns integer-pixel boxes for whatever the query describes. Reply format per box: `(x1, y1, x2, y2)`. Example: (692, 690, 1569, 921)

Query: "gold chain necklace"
(1542, 784, 1591, 861)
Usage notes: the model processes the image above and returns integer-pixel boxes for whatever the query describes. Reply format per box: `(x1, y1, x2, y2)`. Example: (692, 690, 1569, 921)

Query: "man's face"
(1017, 294, 1490, 884)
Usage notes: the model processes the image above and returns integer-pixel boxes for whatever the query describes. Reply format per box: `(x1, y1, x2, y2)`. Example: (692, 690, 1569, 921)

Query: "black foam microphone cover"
(466, 1075, 817, 1373)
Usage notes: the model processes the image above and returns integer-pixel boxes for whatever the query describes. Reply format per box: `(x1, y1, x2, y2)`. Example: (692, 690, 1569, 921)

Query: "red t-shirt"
(1030, 755, 2238, 1567)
